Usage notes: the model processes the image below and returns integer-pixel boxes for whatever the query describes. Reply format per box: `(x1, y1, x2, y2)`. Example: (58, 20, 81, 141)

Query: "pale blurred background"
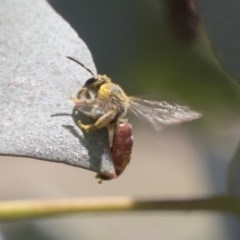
(1, 0, 240, 239)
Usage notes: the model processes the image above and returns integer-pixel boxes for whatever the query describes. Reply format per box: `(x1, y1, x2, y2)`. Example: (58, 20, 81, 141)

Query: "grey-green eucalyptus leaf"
(0, 0, 115, 177)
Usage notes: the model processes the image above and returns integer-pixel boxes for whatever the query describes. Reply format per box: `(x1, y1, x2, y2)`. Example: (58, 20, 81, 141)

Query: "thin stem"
(0, 195, 239, 221)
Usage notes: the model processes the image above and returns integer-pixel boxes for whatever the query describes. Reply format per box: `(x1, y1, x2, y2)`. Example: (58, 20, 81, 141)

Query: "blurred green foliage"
(51, 0, 240, 125)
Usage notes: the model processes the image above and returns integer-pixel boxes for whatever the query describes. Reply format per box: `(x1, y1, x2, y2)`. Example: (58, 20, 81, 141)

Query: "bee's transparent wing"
(72, 98, 110, 119)
(129, 97, 201, 131)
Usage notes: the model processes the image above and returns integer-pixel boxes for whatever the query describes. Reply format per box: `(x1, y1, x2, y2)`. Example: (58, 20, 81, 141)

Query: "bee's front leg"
(77, 107, 117, 132)
(76, 87, 91, 99)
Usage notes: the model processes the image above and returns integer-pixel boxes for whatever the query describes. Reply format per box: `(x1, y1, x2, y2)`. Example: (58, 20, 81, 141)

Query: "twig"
(0, 195, 239, 221)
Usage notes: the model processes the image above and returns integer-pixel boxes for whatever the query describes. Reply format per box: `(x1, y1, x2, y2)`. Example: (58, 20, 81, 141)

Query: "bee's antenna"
(67, 56, 95, 77)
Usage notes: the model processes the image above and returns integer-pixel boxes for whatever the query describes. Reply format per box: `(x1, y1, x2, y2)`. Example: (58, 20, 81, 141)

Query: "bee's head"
(84, 77, 98, 87)
(84, 74, 112, 91)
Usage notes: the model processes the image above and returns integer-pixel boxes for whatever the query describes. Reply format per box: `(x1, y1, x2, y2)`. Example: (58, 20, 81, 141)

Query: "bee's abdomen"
(111, 120, 133, 176)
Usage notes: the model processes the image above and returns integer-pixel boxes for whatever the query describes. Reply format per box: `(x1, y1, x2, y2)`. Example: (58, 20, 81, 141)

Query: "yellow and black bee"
(68, 56, 201, 181)
(68, 56, 201, 133)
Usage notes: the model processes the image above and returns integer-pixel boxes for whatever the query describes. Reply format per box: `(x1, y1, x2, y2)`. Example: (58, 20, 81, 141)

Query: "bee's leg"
(71, 97, 89, 105)
(76, 120, 96, 132)
(77, 108, 117, 132)
(76, 88, 91, 99)
(94, 108, 117, 129)
(76, 88, 86, 99)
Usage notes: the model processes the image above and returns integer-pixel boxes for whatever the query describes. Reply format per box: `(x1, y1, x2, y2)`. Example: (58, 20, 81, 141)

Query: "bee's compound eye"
(84, 77, 97, 87)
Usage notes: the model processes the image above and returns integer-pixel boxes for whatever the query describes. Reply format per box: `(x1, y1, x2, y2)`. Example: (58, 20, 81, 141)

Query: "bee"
(95, 119, 133, 183)
(68, 56, 201, 132)
(68, 56, 201, 181)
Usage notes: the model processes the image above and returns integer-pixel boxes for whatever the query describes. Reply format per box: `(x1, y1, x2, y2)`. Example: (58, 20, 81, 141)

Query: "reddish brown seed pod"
(96, 120, 133, 182)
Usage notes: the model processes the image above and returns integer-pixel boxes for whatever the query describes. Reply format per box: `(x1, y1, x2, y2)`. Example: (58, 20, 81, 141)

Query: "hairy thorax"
(97, 82, 130, 103)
